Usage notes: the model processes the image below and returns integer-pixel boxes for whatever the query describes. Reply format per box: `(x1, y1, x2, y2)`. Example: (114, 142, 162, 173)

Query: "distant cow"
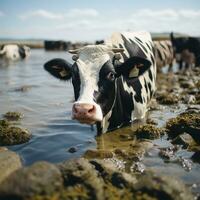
(170, 33, 200, 70)
(0, 44, 30, 61)
(153, 40, 174, 72)
(44, 32, 156, 134)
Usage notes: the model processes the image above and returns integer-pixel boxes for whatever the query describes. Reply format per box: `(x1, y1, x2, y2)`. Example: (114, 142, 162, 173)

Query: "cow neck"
(96, 79, 118, 135)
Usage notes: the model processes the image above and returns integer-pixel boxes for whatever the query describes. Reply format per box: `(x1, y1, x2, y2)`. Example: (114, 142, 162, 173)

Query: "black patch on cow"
(160, 42, 167, 50)
(107, 77, 134, 131)
(71, 63, 81, 101)
(125, 78, 143, 104)
(96, 61, 116, 116)
(148, 82, 153, 98)
(157, 49, 163, 60)
(44, 58, 72, 81)
(135, 37, 143, 44)
(130, 38, 148, 54)
(119, 43, 128, 61)
(146, 42, 151, 51)
(144, 78, 149, 94)
(121, 35, 147, 60)
(18, 46, 26, 59)
(148, 69, 153, 81)
(151, 54, 155, 66)
(0, 45, 4, 50)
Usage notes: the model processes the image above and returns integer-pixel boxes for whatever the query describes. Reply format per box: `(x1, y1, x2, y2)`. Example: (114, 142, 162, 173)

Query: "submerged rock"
(0, 162, 63, 199)
(135, 124, 165, 140)
(3, 111, 23, 121)
(67, 146, 78, 153)
(0, 149, 22, 184)
(0, 124, 31, 146)
(14, 85, 33, 92)
(166, 112, 200, 143)
(84, 149, 113, 159)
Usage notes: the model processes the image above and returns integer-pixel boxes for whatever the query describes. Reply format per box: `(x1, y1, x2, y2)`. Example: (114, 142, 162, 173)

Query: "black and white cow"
(44, 32, 156, 134)
(153, 40, 174, 72)
(0, 44, 30, 61)
(170, 33, 200, 70)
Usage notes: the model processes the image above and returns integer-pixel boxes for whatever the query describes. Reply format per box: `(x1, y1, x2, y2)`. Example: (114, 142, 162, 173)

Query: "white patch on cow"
(73, 45, 115, 122)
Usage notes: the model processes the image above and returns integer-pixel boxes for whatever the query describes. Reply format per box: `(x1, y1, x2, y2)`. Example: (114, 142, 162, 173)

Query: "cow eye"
(106, 72, 115, 81)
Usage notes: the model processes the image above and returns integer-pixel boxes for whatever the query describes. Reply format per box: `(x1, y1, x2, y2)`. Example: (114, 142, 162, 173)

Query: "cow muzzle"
(72, 103, 103, 124)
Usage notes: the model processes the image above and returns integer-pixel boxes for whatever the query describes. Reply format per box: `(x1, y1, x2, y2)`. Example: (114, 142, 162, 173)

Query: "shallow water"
(0, 49, 96, 165)
(0, 49, 199, 196)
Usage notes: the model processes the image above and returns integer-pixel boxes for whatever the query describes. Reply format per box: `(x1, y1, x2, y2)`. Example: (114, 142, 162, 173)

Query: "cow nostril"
(88, 105, 95, 113)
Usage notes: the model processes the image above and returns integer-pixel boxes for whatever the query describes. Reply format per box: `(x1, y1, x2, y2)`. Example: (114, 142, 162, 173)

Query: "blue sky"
(0, 0, 200, 41)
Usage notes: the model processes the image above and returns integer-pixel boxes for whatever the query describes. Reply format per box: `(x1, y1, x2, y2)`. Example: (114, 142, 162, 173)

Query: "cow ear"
(44, 58, 72, 81)
(115, 56, 151, 78)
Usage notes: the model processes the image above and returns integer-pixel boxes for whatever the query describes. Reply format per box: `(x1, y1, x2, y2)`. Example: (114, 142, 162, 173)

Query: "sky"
(0, 0, 200, 42)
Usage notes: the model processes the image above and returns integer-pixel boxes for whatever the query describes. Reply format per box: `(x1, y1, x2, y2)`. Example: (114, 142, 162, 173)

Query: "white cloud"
(3, 8, 200, 41)
(19, 9, 64, 20)
(133, 9, 179, 21)
(179, 9, 200, 18)
(19, 8, 99, 21)
(66, 8, 99, 18)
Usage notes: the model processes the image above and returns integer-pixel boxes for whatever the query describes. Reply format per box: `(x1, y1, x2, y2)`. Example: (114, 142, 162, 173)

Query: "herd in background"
(0, 44, 30, 61)
(0, 32, 200, 74)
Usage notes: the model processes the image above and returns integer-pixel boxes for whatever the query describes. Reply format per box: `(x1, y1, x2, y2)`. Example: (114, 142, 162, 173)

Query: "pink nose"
(72, 103, 96, 123)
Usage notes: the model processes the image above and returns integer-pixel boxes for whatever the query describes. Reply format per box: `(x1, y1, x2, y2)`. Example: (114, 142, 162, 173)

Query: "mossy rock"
(133, 171, 194, 200)
(84, 149, 113, 159)
(3, 112, 23, 121)
(135, 124, 165, 140)
(166, 113, 200, 141)
(156, 93, 179, 105)
(0, 120, 31, 145)
(0, 120, 10, 128)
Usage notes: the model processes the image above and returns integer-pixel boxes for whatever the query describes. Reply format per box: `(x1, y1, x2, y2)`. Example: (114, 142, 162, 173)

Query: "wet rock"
(178, 156, 192, 171)
(191, 151, 200, 163)
(135, 124, 165, 140)
(172, 132, 197, 148)
(58, 158, 104, 200)
(67, 146, 77, 153)
(180, 80, 195, 89)
(103, 157, 126, 171)
(185, 105, 200, 114)
(0, 119, 10, 128)
(166, 113, 200, 143)
(130, 162, 146, 173)
(84, 149, 113, 159)
(133, 171, 194, 200)
(0, 162, 63, 199)
(156, 93, 179, 105)
(0, 149, 22, 184)
(159, 146, 193, 171)
(90, 159, 137, 199)
(3, 111, 23, 121)
(14, 85, 33, 92)
(159, 146, 178, 160)
(146, 118, 158, 125)
(183, 95, 196, 104)
(0, 122, 31, 145)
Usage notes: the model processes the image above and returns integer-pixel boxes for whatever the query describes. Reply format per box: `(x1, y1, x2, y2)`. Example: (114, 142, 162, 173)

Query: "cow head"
(44, 44, 150, 126)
